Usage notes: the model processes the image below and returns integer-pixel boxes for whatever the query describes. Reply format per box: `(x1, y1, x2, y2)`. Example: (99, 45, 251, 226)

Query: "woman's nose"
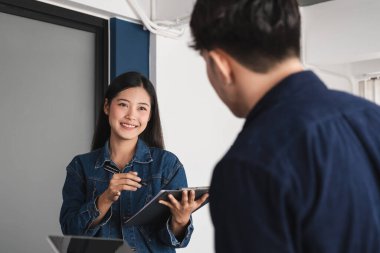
(125, 107, 136, 119)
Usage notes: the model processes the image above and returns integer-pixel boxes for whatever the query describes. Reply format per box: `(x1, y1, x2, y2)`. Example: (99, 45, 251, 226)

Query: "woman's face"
(105, 86, 151, 143)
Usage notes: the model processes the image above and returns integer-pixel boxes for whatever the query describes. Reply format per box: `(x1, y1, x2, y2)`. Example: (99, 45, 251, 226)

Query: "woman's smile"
(120, 122, 138, 129)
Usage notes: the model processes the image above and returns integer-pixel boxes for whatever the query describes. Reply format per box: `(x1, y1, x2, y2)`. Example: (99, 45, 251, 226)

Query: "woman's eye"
(119, 103, 127, 107)
(138, 107, 147, 111)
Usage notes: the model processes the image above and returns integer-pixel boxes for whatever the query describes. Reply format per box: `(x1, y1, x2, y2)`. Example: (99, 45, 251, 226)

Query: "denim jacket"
(60, 139, 194, 253)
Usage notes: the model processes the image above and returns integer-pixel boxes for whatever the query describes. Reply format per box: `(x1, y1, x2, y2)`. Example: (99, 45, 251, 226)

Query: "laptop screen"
(47, 235, 133, 253)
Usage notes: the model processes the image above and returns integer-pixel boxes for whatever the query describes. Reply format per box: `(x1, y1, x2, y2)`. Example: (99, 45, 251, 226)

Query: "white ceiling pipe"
(127, 0, 186, 39)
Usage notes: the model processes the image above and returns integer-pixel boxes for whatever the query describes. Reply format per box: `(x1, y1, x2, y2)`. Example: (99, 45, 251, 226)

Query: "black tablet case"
(125, 186, 209, 226)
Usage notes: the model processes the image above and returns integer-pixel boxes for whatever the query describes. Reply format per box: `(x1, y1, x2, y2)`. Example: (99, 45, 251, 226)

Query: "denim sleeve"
(158, 216, 194, 248)
(157, 162, 194, 247)
(59, 161, 112, 236)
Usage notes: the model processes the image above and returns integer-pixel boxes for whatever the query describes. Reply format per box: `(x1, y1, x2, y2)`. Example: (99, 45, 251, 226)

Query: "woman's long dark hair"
(91, 71, 164, 151)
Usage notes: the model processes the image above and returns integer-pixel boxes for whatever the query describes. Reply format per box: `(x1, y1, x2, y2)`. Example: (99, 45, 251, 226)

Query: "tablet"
(47, 235, 133, 253)
(125, 186, 209, 226)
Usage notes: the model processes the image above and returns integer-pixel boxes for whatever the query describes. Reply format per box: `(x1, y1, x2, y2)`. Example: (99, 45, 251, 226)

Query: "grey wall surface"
(0, 12, 95, 253)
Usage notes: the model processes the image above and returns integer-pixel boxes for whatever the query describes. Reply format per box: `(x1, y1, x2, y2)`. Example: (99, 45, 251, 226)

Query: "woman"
(60, 71, 208, 252)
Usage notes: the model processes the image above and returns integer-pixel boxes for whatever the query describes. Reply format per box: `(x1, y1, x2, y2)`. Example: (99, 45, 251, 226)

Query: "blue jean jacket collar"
(94, 138, 153, 169)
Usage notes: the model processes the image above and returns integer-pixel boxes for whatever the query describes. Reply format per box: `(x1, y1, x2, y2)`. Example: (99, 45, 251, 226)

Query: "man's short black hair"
(190, 0, 301, 73)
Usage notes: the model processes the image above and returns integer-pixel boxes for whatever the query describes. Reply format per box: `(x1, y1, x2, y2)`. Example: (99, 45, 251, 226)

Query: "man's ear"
(104, 98, 109, 115)
(208, 49, 233, 85)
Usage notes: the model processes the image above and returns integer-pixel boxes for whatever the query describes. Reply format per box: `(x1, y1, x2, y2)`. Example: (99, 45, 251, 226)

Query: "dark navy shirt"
(210, 71, 380, 253)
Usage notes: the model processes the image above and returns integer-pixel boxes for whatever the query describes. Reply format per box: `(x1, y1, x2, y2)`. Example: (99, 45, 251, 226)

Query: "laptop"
(47, 235, 134, 253)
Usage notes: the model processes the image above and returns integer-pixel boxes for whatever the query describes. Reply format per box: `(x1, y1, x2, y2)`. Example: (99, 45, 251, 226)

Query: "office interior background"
(0, 0, 379, 252)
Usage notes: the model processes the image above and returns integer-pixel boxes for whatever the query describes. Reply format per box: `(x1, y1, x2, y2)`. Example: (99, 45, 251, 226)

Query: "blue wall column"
(110, 18, 150, 80)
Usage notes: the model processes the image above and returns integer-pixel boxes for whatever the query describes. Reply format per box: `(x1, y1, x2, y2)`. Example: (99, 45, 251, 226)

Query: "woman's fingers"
(189, 190, 196, 202)
(111, 183, 139, 192)
(110, 172, 143, 191)
(194, 193, 209, 209)
(104, 172, 145, 202)
(113, 172, 141, 182)
(165, 190, 207, 211)
(181, 190, 188, 205)
(168, 194, 181, 209)
(112, 191, 121, 201)
(114, 171, 138, 178)
(120, 184, 138, 191)
(181, 191, 209, 211)
(112, 190, 121, 196)
(160, 191, 209, 227)
(117, 179, 142, 188)
(159, 199, 174, 209)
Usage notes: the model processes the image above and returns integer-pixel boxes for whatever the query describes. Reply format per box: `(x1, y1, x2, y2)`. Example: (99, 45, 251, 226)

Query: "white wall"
(153, 29, 244, 253)
(302, 0, 380, 66)
(153, 0, 195, 21)
(301, 0, 380, 94)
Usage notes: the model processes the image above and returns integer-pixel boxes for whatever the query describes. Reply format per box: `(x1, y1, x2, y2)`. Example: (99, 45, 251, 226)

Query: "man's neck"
(236, 58, 304, 117)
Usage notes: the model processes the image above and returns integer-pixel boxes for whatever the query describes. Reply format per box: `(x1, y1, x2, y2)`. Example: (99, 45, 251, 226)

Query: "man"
(190, 0, 380, 252)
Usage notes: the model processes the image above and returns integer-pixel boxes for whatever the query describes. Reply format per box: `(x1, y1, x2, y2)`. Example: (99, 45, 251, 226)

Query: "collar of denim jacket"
(132, 138, 153, 164)
(94, 138, 153, 169)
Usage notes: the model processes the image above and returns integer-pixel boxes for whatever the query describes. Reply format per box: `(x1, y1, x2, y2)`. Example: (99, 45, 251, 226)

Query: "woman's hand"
(102, 172, 142, 203)
(90, 172, 141, 228)
(159, 190, 209, 237)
